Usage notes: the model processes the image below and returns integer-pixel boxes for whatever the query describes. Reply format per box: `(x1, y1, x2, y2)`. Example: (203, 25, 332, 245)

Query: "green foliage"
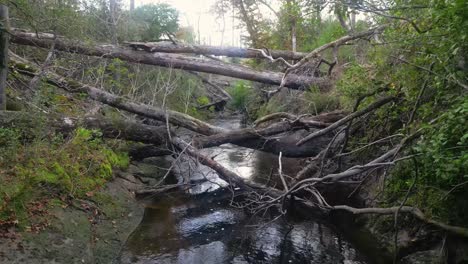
(304, 88, 341, 114)
(308, 19, 346, 50)
(414, 101, 467, 187)
(228, 81, 253, 111)
(337, 63, 373, 98)
(196, 96, 210, 106)
(365, 0, 468, 227)
(385, 102, 467, 225)
(0, 128, 20, 163)
(129, 3, 179, 41)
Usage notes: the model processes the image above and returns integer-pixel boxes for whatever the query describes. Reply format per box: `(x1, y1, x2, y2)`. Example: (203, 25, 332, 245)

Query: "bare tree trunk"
(11, 30, 330, 90)
(130, 0, 134, 11)
(126, 41, 308, 60)
(291, 24, 297, 52)
(0, 5, 8, 111)
(109, 0, 118, 45)
(236, 0, 260, 47)
(335, 1, 351, 33)
(286, 0, 297, 52)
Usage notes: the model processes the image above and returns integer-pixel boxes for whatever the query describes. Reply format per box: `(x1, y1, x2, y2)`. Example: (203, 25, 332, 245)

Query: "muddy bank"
(0, 157, 172, 264)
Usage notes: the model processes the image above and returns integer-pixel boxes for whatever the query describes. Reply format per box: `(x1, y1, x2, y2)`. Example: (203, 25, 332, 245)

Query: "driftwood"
(296, 96, 396, 146)
(172, 135, 468, 238)
(10, 30, 331, 90)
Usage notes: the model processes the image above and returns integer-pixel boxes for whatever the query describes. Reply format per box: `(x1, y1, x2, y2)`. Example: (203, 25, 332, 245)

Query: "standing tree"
(130, 4, 179, 42)
(0, 5, 8, 111)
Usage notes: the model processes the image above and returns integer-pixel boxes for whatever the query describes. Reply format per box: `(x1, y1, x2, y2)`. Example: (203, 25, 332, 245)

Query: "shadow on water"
(118, 117, 390, 264)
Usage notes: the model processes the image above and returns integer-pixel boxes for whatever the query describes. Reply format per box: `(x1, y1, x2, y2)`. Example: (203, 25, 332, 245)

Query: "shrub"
(228, 81, 253, 111)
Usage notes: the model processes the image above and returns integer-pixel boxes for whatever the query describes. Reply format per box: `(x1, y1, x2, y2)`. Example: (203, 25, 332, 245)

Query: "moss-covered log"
(0, 111, 169, 145)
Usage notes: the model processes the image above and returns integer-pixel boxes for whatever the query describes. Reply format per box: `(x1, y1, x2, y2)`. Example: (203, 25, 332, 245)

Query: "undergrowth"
(0, 126, 129, 228)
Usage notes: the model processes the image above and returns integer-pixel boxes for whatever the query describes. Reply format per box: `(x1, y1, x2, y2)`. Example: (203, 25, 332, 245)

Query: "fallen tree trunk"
(10, 30, 331, 90)
(188, 71, 232, 100)
(10, 55, 335, 157)
(10, 53, 226, 136)
(126, 41, 308, 60)
(172, 136, 283, 194)
(0, 111, 169, 145)
(193, 112, 345, 157)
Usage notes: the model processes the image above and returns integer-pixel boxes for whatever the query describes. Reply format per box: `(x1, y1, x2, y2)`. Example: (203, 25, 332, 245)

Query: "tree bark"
(0, 5, 9, 111)
(10, 30, 330, 90)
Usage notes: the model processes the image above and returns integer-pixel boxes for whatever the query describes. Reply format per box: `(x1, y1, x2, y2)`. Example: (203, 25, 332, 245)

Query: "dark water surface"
(119, 117, 380, 264)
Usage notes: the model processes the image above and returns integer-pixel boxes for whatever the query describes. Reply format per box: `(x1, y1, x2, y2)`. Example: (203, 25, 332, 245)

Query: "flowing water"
(119, 117, 383, 264)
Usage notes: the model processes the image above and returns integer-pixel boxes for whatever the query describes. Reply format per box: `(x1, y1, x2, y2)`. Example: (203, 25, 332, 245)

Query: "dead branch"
(296, 96, 395, 146)
(278, 25, 386, 87)
(254, 111, 346, 128)
(28, 39, 55, 90)
(332, 205, 468, 238)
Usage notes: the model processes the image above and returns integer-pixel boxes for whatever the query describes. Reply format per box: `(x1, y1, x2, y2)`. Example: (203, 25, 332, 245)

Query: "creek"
(118, 116, 387, 264)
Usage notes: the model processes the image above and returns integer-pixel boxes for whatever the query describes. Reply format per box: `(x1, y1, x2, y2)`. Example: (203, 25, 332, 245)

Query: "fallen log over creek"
(10, 30, 331, 90)
(10, 54, 340, 157)
(7, 53, 468, 239)
(125, 41, 308, 60)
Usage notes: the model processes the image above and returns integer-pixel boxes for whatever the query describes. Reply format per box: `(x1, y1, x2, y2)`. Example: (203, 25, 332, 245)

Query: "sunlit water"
(118, 117, 375, 264)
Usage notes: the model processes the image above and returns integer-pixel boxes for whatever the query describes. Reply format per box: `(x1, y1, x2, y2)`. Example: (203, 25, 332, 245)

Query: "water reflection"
(119, 193, 369, 264)
(119, 118, 371, 264)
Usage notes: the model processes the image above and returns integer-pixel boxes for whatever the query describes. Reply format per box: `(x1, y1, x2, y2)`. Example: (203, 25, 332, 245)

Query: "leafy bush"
(228, 81, 253, 111)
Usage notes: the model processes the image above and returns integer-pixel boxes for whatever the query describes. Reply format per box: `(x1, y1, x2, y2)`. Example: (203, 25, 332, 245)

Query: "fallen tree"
(8, 52, 468, 241)
(10, 30, 331, 90)
(169, 135, 468, 239)
(126, 41, 308, 60)
(0, 111, 169, 145)
(10, 55, 338, 157)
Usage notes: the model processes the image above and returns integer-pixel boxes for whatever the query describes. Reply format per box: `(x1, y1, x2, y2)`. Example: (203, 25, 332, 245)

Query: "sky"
(133, 0, 278, 47)
(134, 0, 243, 47)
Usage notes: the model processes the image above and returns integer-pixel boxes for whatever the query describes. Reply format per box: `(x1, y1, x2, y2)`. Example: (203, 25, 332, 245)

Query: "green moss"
(0, 127, 130, 224)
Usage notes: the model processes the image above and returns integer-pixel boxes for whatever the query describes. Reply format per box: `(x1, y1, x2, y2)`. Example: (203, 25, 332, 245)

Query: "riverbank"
(0, 157, 173, 263)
